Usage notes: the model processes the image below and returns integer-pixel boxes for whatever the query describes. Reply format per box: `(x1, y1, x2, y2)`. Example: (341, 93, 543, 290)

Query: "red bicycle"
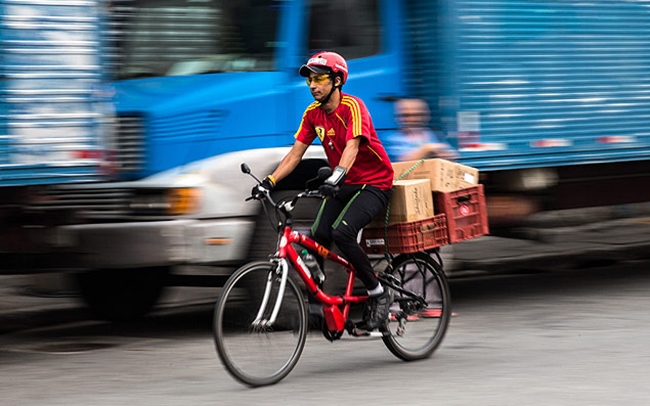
(213, 164, 451, 387)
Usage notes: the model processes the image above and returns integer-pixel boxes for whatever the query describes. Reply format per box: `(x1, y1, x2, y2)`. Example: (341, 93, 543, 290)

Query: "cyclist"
(252, 51, 395, 330)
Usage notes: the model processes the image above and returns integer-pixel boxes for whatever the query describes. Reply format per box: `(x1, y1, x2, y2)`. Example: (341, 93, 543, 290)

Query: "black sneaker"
(364, 288, 394, 330)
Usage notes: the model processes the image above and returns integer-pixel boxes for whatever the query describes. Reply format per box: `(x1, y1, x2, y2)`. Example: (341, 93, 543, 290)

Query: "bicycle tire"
(213, 261, 308, 387)
(381, 252, 451, 361)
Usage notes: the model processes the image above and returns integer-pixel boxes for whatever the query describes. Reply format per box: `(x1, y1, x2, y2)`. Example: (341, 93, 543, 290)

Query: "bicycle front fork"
(251, 259, 289, 329)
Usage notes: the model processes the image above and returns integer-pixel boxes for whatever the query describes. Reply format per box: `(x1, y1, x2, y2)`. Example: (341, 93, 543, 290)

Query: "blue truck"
(43, 0, 650, 320)
(0, 0, 109, 270)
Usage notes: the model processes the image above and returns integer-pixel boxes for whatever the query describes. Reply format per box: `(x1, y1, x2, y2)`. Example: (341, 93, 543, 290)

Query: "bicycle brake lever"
(282, 200, 295, 212)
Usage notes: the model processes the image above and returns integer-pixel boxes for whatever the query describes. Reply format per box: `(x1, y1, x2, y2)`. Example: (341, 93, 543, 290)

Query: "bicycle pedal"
(350, 322, 389, 337)
(352, 328, 387, 338)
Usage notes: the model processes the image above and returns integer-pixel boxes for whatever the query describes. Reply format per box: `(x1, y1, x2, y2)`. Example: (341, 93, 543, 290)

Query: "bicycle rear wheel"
(381, 252, 451, 361)
(213, 261, 308, 387)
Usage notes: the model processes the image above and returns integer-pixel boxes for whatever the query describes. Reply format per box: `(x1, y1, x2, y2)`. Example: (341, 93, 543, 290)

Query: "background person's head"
(395, 99, 431, 129)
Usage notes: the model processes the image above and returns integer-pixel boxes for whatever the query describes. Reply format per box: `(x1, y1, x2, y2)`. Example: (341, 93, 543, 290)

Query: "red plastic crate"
(361, 214, 449, 255)
(433, 184, 489, 244)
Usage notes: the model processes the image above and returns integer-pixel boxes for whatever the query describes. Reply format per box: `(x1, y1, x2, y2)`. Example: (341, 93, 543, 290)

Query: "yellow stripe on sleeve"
(341, 97, 363, 136)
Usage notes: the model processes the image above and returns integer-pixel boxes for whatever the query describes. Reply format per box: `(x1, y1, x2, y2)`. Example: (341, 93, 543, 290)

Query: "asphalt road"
(1, 259, 649, 406)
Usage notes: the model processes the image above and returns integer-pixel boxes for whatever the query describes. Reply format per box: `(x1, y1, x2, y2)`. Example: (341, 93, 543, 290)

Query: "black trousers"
(310, 184, 391, 290)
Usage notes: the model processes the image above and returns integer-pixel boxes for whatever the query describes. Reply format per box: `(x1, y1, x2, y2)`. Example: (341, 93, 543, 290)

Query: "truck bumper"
(58, 218, 255, 269)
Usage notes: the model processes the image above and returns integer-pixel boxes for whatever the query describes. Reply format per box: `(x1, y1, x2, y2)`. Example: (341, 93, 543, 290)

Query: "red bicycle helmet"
(299, 51, 348, 84)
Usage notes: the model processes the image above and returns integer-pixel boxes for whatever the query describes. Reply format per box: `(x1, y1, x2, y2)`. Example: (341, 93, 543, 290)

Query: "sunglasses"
(305, 74, 331, 85)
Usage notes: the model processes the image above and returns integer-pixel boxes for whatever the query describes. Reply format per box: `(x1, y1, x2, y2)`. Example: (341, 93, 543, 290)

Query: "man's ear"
(334, 76, 342, 87)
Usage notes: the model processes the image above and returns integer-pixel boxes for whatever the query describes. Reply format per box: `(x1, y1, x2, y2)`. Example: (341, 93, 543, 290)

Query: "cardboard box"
(368, 179, 434, 227)
(391, 158, 479, 193)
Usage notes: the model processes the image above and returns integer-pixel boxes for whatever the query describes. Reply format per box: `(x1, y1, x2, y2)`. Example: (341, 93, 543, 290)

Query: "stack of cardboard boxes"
(362, 158, 487, 254)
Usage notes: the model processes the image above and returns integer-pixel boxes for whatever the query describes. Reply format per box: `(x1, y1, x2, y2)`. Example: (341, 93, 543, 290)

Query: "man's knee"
(331, 226, 357, 246)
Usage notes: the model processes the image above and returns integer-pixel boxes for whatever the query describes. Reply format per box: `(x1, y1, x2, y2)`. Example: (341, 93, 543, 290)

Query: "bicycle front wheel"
(213, 261, 308, 387)
(381, 252, 451, 361)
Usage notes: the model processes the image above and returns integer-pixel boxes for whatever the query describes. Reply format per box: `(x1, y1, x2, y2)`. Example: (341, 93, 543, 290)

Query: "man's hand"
(251, 176, 274, 198)
(422, 143, 458, 161)
(319, 166, 346, 197)
(318, 183, 338, 197)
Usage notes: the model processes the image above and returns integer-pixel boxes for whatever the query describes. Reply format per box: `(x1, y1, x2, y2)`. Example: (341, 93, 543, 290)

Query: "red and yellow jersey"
(294, 94, 394, 190)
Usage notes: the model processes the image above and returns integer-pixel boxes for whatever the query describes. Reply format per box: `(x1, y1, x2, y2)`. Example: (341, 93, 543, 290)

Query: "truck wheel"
(74, 267, 169, 322)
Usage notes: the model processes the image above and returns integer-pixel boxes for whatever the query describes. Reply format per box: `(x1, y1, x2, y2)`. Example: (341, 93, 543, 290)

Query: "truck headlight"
(130, 188, 202, 216)
(166, 187, 202, 215)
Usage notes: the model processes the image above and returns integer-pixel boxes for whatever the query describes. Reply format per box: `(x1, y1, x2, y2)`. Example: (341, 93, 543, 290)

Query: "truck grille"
(28, 186, 133, 221)
(114, 115, 145, 174)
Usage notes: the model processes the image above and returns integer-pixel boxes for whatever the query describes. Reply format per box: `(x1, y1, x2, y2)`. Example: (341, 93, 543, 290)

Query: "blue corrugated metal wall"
(407, 0, 650, 171)
(0, 0, 108, 186)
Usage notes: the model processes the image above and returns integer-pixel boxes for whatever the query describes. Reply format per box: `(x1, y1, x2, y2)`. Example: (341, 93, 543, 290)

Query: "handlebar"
(241, 162, 332, 228)
(247, 187, 323, 232)
(250, 187, 322, 214)
(242, 162, 331, 218)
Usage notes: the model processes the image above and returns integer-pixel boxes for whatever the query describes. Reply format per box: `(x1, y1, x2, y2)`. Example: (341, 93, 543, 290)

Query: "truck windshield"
(109, 0, 279, 80)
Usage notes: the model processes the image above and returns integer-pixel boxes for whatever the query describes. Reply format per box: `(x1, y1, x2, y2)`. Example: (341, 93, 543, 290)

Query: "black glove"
(319, 166, 346, 197)
(251, 176, 274, 198)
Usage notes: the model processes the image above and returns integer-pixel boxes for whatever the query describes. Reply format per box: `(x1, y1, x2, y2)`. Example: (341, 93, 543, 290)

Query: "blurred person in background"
(384, 98, 457, 162)
(384, 98, 457, 319)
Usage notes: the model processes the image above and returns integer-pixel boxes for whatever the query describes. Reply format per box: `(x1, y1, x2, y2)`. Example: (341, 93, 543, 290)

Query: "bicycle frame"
(243, 164, 425, 334)
(277, 225, 369, 332)
(282, 226, 368, 302)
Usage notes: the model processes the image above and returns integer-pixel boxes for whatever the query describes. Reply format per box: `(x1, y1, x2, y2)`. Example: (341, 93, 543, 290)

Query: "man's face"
(306, 72, 334, 102)
(396, 100, 429, 128)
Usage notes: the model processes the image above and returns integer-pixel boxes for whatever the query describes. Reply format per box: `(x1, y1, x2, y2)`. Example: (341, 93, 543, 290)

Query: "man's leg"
(306, 197, 344, 326)
(330, 186, 393, 329)
(329, 186, 388, 288)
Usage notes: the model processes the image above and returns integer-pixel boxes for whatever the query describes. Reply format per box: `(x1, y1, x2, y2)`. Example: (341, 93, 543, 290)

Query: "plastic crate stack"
(361, 159, 489, 255)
